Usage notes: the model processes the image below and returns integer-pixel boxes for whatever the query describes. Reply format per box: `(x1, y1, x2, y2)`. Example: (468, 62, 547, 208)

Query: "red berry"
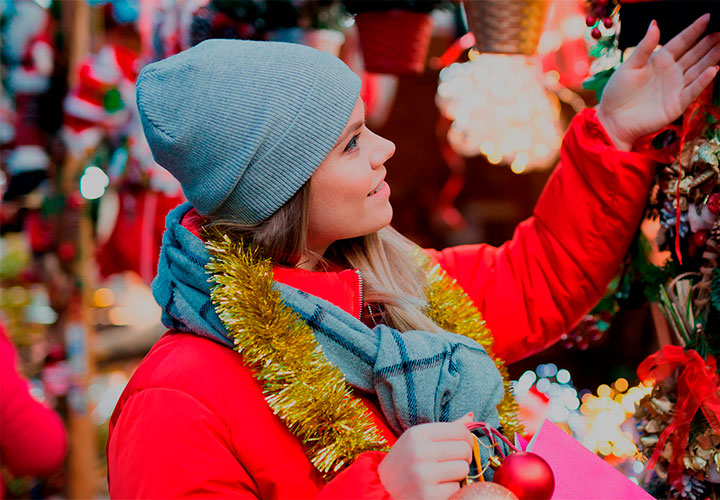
(596, 0, 609, 6)
(708, 193, 720, 214)
(593, 7, 605, 17)
(602, 17, 613, 28)
(591, 27, 602, 39)
(586, 15, 597, 27)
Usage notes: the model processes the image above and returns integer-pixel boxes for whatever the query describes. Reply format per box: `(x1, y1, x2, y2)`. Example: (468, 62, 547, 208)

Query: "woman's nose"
(371, 134, 396, 168)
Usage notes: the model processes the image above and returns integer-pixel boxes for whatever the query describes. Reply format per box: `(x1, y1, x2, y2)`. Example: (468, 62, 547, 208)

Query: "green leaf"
(711, 267, 720, 313)
(583, 69, 615, 102)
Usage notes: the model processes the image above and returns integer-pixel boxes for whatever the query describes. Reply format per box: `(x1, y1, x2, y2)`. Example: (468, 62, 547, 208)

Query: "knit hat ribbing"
(136, 39, 361, 223)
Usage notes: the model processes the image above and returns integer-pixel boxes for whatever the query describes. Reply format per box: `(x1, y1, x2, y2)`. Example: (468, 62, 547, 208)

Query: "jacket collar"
(181, 208, 361, 319)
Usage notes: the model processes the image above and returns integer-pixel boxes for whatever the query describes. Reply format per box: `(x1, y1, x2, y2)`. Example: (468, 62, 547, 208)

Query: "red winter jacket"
(107, 109, 654, 498)
(0, 327, 67, 499)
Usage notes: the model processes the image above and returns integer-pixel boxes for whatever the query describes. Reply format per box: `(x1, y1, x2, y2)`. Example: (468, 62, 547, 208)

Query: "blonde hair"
(205, 182, 444, 333)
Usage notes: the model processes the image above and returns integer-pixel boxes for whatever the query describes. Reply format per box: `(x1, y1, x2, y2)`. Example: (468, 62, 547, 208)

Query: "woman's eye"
(344, 133, 360, 152)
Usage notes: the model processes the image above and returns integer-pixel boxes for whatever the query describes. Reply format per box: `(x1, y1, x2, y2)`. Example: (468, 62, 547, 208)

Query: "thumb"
(627, 20, 660, 68)
(455, 412, 474, 425)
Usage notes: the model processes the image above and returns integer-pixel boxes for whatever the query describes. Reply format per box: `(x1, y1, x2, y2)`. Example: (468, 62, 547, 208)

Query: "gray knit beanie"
(136, 39, 361, 223)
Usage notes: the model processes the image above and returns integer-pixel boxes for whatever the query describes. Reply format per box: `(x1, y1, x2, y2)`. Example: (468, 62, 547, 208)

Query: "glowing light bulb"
(80, 166, 109, 200)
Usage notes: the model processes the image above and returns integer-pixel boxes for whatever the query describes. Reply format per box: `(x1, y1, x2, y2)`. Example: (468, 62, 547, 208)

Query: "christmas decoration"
(450, 481, 519, 500)
(584, 0, 619, 40)
(492, 452, 554, 500)
(436, 50, 564, 173)
(96, 189, 184, 285)
(1, 0, 55, 200)
(461, 0, 549, 55)
(205, 233, 523, 477)
(342, 1, 447, 75)
(580, 3, 720, 496)
(635, 346, 720, 497)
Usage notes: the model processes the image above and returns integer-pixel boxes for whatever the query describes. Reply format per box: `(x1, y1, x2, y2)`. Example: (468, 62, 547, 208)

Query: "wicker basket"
(462, 0, 549, 55)
(354, 10, 433, 75)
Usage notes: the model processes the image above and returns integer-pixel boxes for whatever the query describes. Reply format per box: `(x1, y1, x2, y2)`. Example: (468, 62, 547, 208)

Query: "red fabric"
(96, 190, 184, 285)
(0, 327, 67, 499)
(108, 332, 394, 499)
(428, 108, 654, 363)
(637, 346, 720, 488)
(107, 108, 654, 497)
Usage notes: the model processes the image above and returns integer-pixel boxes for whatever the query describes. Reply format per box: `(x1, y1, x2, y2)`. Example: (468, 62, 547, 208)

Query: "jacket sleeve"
(0, 330, 67, 477)
(107, 388, 261, 498)
(429, 108, 655, 364)
(315, 452, 390, 500)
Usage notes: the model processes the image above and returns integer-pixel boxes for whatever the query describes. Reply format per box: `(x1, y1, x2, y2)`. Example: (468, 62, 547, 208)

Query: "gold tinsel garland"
(206, 235, 388, 478)
(205, 234, 522, 478)
(422, 259, 524, 437)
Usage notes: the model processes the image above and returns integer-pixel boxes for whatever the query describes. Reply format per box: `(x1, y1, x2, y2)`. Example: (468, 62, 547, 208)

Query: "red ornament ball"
(585, 15, 597, 27)
(693, 230, 709, 248)
(591, 27, 602, 39)
(708, 193, 720, 214)
(450, 482, 519, 500)
(602, 17, 613, 28)
(493, 452, 554, 500)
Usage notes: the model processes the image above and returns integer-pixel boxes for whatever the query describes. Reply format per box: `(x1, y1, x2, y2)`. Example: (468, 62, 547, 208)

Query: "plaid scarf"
(153, 203, 506, 435)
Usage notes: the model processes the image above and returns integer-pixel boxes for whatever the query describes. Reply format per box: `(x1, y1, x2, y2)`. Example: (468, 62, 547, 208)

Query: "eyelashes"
(344, 132, 361, 153)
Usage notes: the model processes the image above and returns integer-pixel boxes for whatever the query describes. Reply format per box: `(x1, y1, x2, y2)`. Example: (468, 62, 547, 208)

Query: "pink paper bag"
(524, 420, 654, 500)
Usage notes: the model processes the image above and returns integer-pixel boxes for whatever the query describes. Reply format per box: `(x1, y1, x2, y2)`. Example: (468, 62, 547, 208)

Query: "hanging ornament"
(492, 452, 554, 500)
(461, 0, 549, 55)
(450, 481, 519, 500)
(436, 52, 563, 173)
(584, 0, 618, 40)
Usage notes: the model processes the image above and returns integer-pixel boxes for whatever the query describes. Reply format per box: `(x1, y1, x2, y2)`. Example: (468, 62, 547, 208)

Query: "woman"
(108, 16, 720, 499)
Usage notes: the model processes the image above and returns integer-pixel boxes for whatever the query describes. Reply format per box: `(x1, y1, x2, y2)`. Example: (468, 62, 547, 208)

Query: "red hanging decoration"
(492, 452, 555, 500)
(450, 481, 519, 500)
(637, 345, 720, 489)
(633, 84, 720, 265)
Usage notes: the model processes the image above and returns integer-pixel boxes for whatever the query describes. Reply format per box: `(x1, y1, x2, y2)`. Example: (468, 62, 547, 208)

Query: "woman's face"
(307, 98, 396, 254)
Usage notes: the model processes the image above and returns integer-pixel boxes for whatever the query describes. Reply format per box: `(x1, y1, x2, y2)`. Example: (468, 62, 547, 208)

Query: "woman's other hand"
(597, 14, 720, 151)
(378, 414, 474, 500)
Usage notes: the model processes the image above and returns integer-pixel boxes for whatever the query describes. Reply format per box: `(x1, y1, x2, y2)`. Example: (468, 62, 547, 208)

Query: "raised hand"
(597, 14, 720, 151)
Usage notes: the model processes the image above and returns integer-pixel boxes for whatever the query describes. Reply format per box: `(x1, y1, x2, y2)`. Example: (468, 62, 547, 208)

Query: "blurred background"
(0, 0, 663, 497)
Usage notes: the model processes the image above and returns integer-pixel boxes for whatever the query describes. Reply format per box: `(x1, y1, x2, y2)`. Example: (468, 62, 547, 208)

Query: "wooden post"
(61, 2, 100, 498)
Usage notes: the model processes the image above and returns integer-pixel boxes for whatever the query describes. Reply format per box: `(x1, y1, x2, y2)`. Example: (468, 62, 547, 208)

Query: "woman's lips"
(368, 181, 390, 198)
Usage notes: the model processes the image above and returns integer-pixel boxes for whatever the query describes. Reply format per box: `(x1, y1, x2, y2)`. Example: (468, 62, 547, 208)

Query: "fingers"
(680, 65, 719, 109)
(627, 20, 660, 68)
(664, 13, 711, 60)
(431, 459, 471, 483)
(416, 421, 474, 446)
(430, 439, 473, 463)
(679, 32, 720, 72)
(683, 40, 720, 83)
(455, 412, 474, 425)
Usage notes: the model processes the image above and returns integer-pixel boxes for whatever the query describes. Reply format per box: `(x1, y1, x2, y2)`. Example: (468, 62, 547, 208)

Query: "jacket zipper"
(355, 269, 364, 319)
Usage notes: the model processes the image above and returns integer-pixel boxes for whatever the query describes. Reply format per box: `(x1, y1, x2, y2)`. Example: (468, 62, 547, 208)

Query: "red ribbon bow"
(637, 345, 720, 488)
